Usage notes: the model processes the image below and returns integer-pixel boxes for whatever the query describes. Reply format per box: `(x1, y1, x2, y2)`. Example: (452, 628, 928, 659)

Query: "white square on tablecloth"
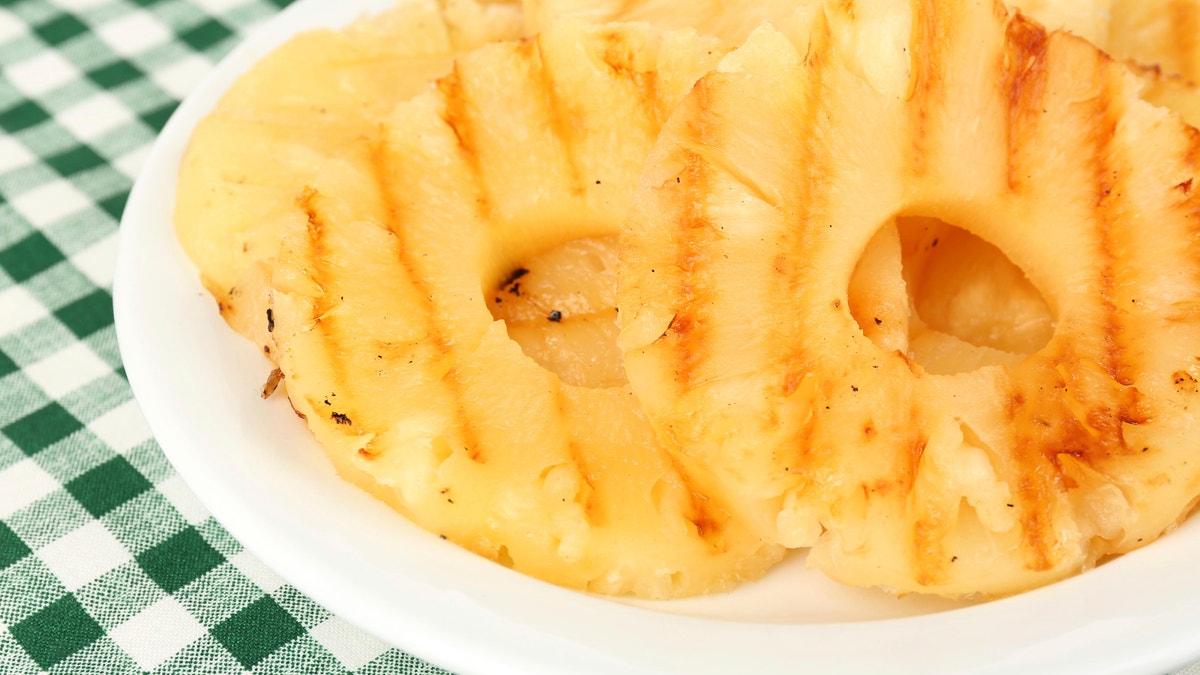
(189, 0, 254, 13)
(95, 12, 171, 57)
(37, 521, 131, 591)
(0, 285, 50, 337)
(0, 459, 60, 519)
(0, 135, 35, 175)
(151, 54, 213, 100)
(0, 9, 26, 45)
(109, 597, 206, 671)
(57, 93, 133, 141)
(9, 179, 91, 225)
(228, 550, 285, 593)
(70, 232, 119, 289)
(309, 616, 389, 671)
(3, 50, 78, 98)
(24, 342, 111, 399)
(155, 475, 210, 525)
(88, 399, 151, 456)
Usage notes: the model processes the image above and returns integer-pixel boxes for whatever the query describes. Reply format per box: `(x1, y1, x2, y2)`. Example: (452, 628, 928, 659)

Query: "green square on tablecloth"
(33, 14, 90, 46)
(9, 595, 103, 669)
(53, 289, 114, 339)
(65, 456, 151, 517)
(86, 59, 142, 90)
(0, 100, 51, 133)
(45, 144, 107, 178)
(210, 595, 304, 669)
(0, 232, 66, 283)
(2, 402, 83, 456)
(98, 190, 129, 221)
(138, 527, 224, 593)
(0, 521, 31, 571)
(141, 101, 178, 132)
(0, 348, 17, 379)
(251, 635, 350, 675)
(180, 18, 235, 52)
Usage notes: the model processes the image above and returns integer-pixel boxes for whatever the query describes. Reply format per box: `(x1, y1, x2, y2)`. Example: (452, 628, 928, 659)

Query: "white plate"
(113, 1, 1200, 673)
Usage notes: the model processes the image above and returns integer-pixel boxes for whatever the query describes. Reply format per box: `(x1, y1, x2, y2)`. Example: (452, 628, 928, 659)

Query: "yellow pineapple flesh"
(522, 0, 799, 44)
(265, 21, 781, 598)
(619, 0, 1200, 597)
(175, 0, 523, 356)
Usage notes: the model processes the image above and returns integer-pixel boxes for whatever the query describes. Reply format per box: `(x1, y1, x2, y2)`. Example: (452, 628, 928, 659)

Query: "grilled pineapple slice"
(267, 21, 782, 598)
(619, 0, 1200, 597)
(175, 0, 523, 355)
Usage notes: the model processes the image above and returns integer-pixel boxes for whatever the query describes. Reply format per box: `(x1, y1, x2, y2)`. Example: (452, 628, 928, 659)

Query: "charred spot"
(873, 317, 883, 325)
(548, 310, 562, 322)
(500, 267, 529, 289)
(1003, 14, 1050, 192)
(263, 345, 271, 355)
(863, 422, 876, 438)
(331, 412, 352, 425)
(1173, 370, 1199, 393)
(266, 308, 275, 333)
(832, 299, 842, 310)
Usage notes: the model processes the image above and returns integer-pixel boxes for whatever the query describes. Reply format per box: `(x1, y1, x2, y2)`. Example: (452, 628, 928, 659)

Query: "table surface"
(2, 0, 1200, 674)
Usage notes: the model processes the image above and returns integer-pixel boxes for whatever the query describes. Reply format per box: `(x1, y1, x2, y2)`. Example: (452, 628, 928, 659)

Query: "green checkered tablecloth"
(0, 1, 451, 672)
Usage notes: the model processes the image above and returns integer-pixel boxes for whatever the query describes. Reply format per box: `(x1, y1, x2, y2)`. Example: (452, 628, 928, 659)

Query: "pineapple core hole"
(488, 236, 626, 388)
(849, 217, 1055, 375)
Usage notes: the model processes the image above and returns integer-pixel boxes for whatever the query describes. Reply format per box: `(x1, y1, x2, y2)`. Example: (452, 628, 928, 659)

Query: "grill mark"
(295, 188, 363, 441)
(657, 446, 729, 547)
(597, 28, 661, 123)
(437, 66, 492, 220)
(297, 188, 336, 323)
(530, 36, 585, 199)
(1003, 15, 1049, 193)
(777, 13, 831, 394)
(367, 139, 486, 463)
(907, 0, 949, 177)
(1089, 66, 1131, 388)
(668, 147, 715, 388)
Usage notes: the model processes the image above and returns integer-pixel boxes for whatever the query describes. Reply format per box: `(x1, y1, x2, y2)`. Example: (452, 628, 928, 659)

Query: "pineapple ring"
(619, 0, 1200, 598)
(175, 0, 524, 356)
(265, 21, 783, 597)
